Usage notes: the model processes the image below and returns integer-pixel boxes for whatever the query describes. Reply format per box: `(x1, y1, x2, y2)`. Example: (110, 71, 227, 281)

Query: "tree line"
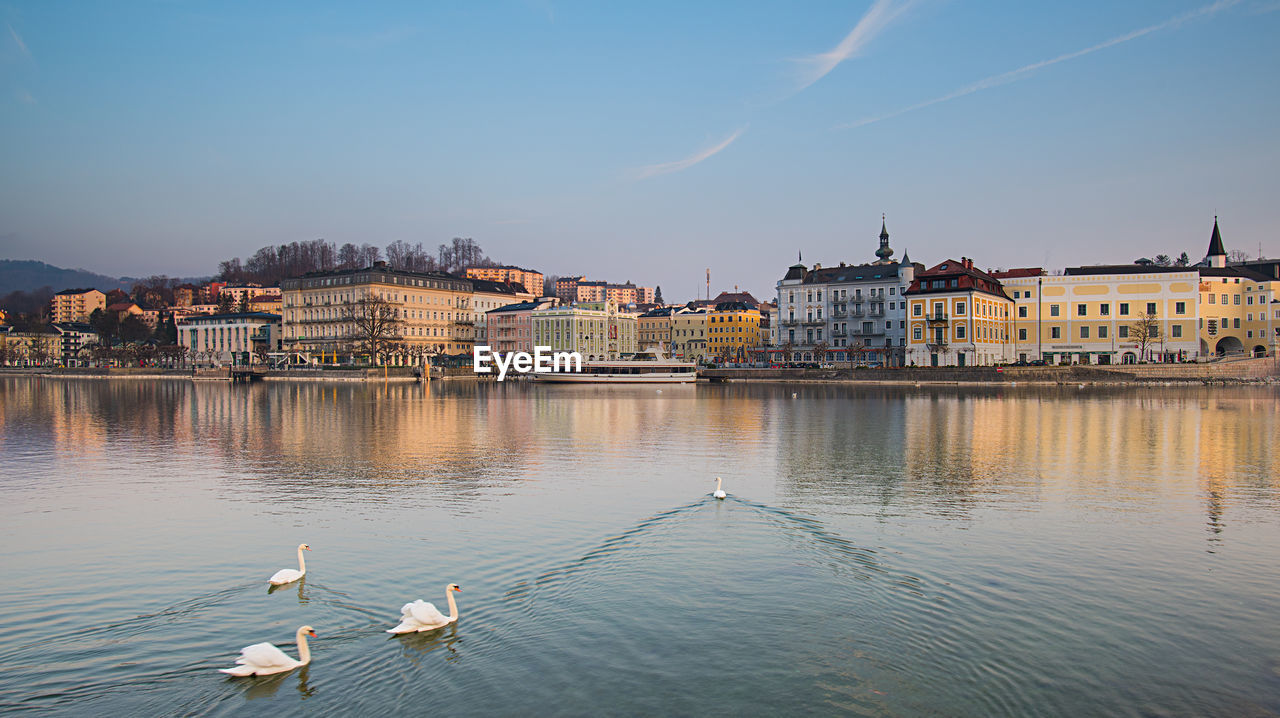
(216, 237, 501, 286)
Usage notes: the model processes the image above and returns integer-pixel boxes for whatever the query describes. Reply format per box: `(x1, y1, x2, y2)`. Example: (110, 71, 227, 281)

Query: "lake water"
(1, 377, 1278, 716)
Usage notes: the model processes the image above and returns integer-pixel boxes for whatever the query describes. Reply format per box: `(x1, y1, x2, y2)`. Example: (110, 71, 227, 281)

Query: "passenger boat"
(531, 347, 697, 383)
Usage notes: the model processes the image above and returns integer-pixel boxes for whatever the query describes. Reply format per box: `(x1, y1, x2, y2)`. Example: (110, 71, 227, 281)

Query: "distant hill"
(0, 260, 134, 295)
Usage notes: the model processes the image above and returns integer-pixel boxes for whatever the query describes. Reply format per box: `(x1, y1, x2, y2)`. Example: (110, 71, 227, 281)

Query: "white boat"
(531, 347, 697, 383)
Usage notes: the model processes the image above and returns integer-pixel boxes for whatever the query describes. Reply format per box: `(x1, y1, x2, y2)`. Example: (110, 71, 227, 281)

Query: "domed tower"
(874, 215, 894, 264)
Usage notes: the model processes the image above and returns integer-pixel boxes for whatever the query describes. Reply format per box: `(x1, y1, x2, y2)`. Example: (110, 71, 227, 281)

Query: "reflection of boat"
(532, 347, 697, 383)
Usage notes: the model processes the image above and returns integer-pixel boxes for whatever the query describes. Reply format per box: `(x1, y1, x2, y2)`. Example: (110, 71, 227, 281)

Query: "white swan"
(268, 544, 311, 586)
(713, 477, 727, 499)
(219, 625, 316, 676)
(388, 584, 462, 634)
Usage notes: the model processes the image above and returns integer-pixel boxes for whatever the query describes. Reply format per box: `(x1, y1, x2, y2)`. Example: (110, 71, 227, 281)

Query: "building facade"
(485, 297, 558, 356)
(638, 306, 677, 351)
(998, 267, 1201, 364)
(178, 312, 281, 366)
(775, 220, 917, 366)
(531, 302, 637, 361)
(706, 302, 762, 362)
(465, 266, 545, 296)
(471, 279, 537, 346)
(905, 258, 1014, 367)
(670, 308, 709, 362)
(280, 262, 474, 362)
(50, 289, 106, 324)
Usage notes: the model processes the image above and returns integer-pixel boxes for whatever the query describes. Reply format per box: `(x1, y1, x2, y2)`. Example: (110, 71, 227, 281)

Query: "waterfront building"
(49, 288, 106, 324)
(471, 279, 537, 346)
(465, 266, 545, 296)
(178, 312, 281, 366)
(486, 297, 558, 356)
(0, 328, 58, 366)
(51, 322, 100, 366)
(997, 267, 1201, 364)
(905, 257, 1014, 367)
(759, 301, 777, 349)
(774, 219, 918, 365)
(280, 261, 474, 362)
(706, 301, 763, 362)
(638, 306, 678, 351)
(531, 302, 637, 361)
(1195, 219, 1277, 357)
(670, 307, 710, 362)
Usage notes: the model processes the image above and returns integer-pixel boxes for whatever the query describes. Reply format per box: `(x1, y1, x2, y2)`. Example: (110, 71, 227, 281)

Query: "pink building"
(486, 297, 556, 356)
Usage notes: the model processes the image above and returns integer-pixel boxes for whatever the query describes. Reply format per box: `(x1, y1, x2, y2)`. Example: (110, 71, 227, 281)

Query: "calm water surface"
(1, 377, 1278, 716)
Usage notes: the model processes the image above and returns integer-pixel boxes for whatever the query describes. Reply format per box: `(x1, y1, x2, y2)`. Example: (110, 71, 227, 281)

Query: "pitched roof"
(1206, 217, 1226, 257)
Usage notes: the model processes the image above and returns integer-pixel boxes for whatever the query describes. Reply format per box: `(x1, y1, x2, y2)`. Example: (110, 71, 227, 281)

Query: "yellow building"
(905, 258, 1013, 367)
(50, 288, 106, 324)
(1197, 219, 1277, 357)
(997, 267, 1202, 364)
(280, 261, 475, 363)
(638, 307, 677, 350)
(706, 302, 762, 362)
(670, 308, 709, 362)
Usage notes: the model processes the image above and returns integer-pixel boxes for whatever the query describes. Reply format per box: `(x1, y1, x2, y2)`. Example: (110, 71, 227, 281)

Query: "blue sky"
(1, 0, 1277, 300)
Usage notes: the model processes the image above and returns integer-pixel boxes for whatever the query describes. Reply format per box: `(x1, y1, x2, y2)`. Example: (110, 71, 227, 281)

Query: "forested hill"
(0, 260, 133, 295)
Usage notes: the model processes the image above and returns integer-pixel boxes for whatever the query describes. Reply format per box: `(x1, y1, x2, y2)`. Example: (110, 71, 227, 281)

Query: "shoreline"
(1, 367, 1274, 386)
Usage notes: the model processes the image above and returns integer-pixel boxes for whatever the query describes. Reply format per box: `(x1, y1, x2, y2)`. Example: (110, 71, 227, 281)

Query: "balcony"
(832, 329, 847, 337)
(802, 318, 825, 326)
(925, 313, 949, 323)
(850, 309, 865, 317)
(831, 309, 847, 318)
(779, 319, 800, 327)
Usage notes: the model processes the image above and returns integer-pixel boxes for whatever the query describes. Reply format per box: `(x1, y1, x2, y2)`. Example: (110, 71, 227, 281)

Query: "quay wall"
(701, 357, 1279, 384)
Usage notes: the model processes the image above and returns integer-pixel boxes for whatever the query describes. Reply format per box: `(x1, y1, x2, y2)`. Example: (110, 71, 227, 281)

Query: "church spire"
(1205, 216, 1227, 268)
(874, 214, 894, 264)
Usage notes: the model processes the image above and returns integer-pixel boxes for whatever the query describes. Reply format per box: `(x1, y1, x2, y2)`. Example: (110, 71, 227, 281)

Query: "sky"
(1, 0, 1278, 301)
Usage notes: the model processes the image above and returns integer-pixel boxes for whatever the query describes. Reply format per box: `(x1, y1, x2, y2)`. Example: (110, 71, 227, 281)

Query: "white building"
(774, 219, 919, 366)
(178, 312, 281, 366)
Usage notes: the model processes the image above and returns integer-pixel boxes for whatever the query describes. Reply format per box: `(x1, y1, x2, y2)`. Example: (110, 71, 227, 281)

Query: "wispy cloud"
(841, 0, 1240, 129)
(7, 22, 30, 58)
(794, 0, 918, 92)
(631, 128, 746, 180)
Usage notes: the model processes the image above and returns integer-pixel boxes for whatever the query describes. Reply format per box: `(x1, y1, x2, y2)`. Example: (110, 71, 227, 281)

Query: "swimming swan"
(714, 477, 727, 499)
(268, 544, 311, 586)
(388, 584, 462, 634)
(219, 625, 316, 676)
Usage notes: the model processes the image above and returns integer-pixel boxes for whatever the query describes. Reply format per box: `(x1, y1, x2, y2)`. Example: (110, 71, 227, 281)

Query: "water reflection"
(237, 663, 315, 701)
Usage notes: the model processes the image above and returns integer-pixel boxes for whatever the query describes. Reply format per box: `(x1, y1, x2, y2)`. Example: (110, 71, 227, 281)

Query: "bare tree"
(1131, 312, 1160, 362)
(1228, 249, 1251, 263)
(338, 243, 361, 269)
(27, 333, 55, 366)
(345, 294, 403, 364)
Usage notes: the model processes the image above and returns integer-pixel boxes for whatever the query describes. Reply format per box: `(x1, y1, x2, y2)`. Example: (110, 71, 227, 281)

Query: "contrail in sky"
(840, 0, 1240, 129)
(795, 0, 918, 92)
(632, 128, 746, 180)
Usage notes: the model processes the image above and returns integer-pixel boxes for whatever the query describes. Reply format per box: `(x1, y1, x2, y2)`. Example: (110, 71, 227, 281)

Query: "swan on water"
(219, 625, 316, 676)
(269, 544, 311, 586)
(388, 584, 462, 633)
(713, 477, 727, 499)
